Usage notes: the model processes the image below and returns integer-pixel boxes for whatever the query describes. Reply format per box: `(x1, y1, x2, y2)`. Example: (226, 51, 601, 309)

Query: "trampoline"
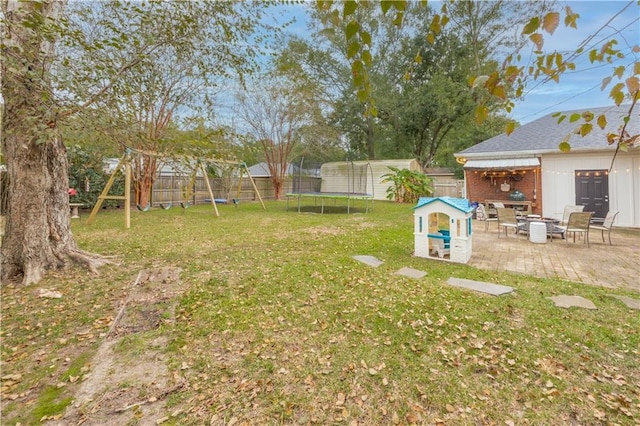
(286, 159, 374, 214)
(285, 191, 374, 214)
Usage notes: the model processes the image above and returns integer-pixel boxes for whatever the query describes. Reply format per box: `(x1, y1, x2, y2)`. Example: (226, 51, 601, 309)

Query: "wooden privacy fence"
(431, 179, 465, 198)
(151, 175, 321, 206)
(149, 176, 458, 206)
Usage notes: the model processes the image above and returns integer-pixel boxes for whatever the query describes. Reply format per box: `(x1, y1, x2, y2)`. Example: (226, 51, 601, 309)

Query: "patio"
(469, 220, 640, 291)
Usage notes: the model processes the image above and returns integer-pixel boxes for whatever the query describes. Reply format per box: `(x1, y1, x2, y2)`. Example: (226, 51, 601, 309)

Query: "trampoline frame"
(286, 159, 375, 214)
(285, 191, 374, 214)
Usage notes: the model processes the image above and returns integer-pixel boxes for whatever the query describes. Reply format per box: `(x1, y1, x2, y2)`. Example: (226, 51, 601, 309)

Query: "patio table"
(518, 217, 564, 240)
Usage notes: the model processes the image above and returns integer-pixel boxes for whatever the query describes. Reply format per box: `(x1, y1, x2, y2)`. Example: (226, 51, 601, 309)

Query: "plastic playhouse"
(413, 196, 474, 263)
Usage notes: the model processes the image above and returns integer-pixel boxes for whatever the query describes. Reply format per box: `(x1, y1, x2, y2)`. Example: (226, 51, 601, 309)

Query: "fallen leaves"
(2, 206, 640, 425)
(600, 392, 636, 418)
(405, 410, 421, 424)
(1, 373, 25, 401)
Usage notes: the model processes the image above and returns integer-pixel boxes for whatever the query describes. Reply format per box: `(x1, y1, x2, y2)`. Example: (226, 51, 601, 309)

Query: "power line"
(512, 1, 638, 121)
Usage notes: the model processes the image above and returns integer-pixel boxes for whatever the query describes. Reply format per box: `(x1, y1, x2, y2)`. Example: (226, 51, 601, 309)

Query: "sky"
(269, 1, 639, 124)
(510, 0, 639, 123)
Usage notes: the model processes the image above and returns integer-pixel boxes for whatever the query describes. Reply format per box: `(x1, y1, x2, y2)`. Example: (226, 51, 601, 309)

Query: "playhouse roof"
(414, 196, 474, 214)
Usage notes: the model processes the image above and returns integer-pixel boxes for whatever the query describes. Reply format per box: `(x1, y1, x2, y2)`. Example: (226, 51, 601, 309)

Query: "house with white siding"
(454, 105, 639, 228)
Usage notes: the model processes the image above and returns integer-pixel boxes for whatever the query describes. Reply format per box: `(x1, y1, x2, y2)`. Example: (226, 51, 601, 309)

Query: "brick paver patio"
(469, 220, 640, 291)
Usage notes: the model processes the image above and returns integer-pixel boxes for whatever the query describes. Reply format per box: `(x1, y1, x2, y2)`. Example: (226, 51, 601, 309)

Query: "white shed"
(413, 196, 474, 263)
(321, 159, 421, 201)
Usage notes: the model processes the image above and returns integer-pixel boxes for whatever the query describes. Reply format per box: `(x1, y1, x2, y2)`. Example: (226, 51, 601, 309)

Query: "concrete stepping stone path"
(447, 277, 514, 296)
(609, 295, 640, 310)
(353, 255, 384, 268)
(394, 267, 427, 279)
(548, 295, 597, 309)
(352, 256, 638, 313)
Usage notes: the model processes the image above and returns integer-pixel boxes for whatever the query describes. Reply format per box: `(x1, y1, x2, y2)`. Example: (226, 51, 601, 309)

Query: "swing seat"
(232, 198, 240, 206)
(180, 202, 190, 209)
(160, 203, 172, 210)
(136, 203, 151, 212)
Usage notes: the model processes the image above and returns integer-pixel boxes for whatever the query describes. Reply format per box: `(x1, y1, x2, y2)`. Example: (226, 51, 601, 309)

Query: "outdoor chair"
(556, 205, 585, 237)
(560, 205, 585, 225)
(486, 201, 504, 219)
(565, 211, 593, 247)
(590, 211, 619, 245)
(496, 207, 520, 239)
(476, 203, 497, 232)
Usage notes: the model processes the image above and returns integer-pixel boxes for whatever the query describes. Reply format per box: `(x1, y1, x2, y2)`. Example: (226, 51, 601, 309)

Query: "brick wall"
(464, 168, 542, 215)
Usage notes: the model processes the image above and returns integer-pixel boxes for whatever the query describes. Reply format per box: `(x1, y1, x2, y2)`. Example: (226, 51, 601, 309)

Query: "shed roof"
(247, 162, 297, 177)
(414, 196, 474, 214)
(456, 104, 639, 158)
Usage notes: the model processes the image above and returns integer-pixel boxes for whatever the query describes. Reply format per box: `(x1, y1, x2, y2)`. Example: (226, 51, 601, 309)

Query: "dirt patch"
(305, 225, 344, 236)
(53, 267, 188, 426)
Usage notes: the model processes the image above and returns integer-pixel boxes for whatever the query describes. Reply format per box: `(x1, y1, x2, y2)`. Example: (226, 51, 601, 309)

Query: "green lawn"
(1, 201, 638, 425)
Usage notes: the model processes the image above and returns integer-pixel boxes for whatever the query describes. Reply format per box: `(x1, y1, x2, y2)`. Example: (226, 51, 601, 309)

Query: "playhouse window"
(431, 212, 449, 232)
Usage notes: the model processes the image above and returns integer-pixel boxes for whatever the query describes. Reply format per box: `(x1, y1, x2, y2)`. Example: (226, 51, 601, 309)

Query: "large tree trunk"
(1, 1, 108, 285)
(133, 155, 156, 207)
(270, 176, 284, 201)
(1, 133, 78, 284)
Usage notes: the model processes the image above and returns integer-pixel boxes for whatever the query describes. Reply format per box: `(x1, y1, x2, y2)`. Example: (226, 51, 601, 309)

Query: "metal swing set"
(86, 149, 265, 229)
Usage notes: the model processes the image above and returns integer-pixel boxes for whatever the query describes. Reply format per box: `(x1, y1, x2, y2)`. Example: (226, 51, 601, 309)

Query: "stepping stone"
(609, 295, 640, 310)
(353, 255, 384, 268)
(394, 267, 426, 279)
(548, 295, 597, 310)
(447, 277, 514, 296)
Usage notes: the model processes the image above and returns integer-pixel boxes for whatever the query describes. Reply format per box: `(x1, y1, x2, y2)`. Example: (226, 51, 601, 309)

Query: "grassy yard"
(1, 201, 638, 425)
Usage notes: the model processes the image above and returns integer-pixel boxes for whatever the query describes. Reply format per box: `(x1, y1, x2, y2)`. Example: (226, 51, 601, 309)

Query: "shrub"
(381, 166, 433, 203)
(67, 145, 125, 208)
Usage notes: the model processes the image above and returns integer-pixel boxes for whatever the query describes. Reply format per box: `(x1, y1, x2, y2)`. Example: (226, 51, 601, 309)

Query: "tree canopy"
(315, 0, 639, 154)
(277, 1, 534, 166)
(0, 0, 280, 285)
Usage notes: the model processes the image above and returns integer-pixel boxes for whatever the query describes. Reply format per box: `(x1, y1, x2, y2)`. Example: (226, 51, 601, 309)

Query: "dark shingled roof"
(456, 104, 639, 157)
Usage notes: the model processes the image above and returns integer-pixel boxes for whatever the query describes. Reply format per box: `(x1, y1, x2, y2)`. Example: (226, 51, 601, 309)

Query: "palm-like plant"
(381, 167, 433, 203)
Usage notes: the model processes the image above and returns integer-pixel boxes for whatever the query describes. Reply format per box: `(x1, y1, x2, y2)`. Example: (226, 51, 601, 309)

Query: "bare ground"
(49, 267, 188, 426)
